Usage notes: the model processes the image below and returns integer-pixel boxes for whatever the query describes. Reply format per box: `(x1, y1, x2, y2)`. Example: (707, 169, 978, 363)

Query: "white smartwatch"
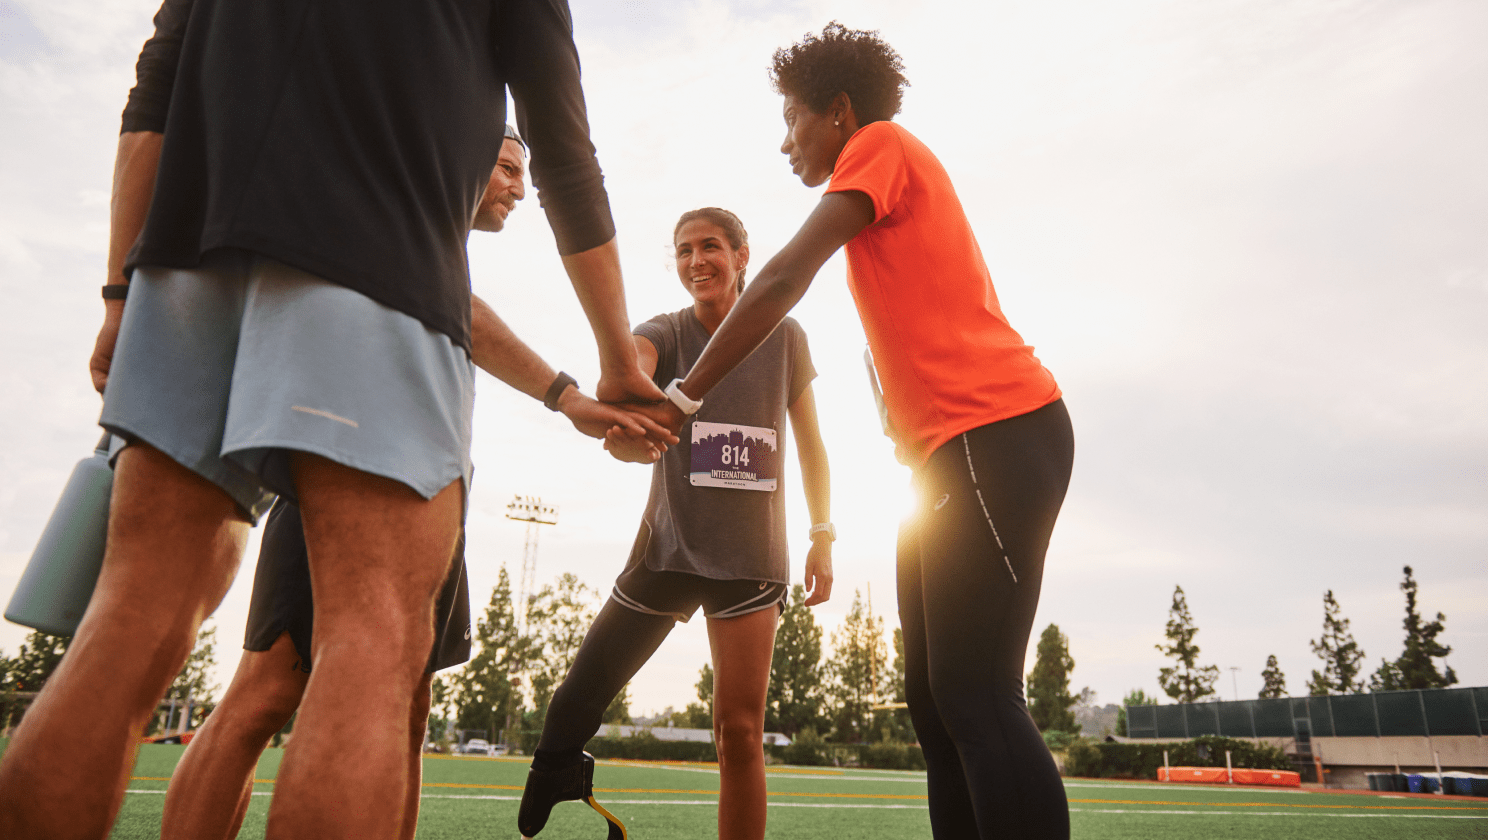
(809, 522, 837, 541)
(665, 378, 704, 416)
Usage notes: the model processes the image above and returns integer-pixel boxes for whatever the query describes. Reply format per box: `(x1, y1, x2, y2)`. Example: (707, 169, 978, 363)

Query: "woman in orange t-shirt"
(635, 22, 1075, 840)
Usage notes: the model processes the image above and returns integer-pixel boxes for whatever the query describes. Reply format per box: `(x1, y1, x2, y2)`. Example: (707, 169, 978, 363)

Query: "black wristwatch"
(543, 371, 578, 411)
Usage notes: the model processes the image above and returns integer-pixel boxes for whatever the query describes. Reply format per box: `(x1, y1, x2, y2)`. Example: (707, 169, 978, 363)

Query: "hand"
(802, 538, 833, 606)
(604, 426, 662, 464)
(617, 399, 686, 437)
(595, 364, 667, 407)
(89, 300, 126, 394)
(557, 387, 678, 447)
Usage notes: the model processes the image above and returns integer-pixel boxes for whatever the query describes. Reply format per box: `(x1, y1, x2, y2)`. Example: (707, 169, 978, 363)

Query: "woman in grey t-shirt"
(518, 208, 834, 840)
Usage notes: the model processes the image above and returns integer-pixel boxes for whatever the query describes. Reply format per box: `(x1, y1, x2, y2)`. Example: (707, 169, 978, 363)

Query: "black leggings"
(898, 399, 1074, 839)
(534, 599, 676, 765)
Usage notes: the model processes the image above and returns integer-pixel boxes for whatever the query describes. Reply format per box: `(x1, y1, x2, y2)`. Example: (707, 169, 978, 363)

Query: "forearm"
(558, 238, 641, 375)
(469, 293, 558, 400)
(799, 440, 831, 528)
(108, 131, 163, 285)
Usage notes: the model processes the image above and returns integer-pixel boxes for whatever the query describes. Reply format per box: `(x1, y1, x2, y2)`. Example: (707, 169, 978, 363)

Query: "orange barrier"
(1158, 766, 1300, 787)
(1159, 766, 1229, 784)
(1233, 768, 1301, 787)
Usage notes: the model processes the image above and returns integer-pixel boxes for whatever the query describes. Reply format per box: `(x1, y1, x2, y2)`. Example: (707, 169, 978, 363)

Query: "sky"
(1, 0, 1484, 720)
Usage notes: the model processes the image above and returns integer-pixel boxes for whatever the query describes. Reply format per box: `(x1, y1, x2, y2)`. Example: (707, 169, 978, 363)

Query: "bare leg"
(0, 443, 248, 840)
(401, 673, 434, 840)
(265, 454, 460, 840)
(162, 632, 309, 840)
(707, 607, 778, 840)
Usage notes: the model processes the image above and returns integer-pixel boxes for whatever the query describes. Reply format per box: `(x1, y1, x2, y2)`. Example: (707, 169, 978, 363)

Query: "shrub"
(1060, 735, 1292, 779)
(856, 742, 927, 771)
(1063, 739, 1103, 778)
(1041, 730, 1078, 752)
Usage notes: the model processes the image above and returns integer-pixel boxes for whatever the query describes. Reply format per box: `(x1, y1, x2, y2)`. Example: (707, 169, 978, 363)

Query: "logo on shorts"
(934, 493, 950, 510)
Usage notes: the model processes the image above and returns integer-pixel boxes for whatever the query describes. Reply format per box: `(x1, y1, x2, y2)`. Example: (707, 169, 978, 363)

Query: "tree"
(878, 626, 916, 743)
(1155, 585, 1220, 703)
(823, 589, 889, 742)
(1027, 623, 1078, 732)
(1114, 688, 1158, 737)
(525, 573, 601, 713)
(1258, 655, 1288, 699)
(1369, 566, 1456, 692)
(602, 684, 632, 725)
(765, 584, 824, 737)
(0, 630, 72, 730)
(1307, 590, 1365, 695)
(167, 621, 221, 707)
(453, 566, 528, 745)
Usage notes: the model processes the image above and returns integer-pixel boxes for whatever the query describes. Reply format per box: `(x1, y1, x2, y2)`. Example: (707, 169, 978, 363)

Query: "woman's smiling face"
(674, 219, 747, 308)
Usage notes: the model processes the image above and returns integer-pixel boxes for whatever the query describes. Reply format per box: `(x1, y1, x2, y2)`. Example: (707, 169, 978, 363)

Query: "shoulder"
(778, 316, 808, 341)
(844, 120, 909, 154)
(635, 308, 684, 337)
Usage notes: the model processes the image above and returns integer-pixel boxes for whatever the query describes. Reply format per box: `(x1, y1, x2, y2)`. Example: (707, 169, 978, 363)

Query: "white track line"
(122, 789, 1486, 819)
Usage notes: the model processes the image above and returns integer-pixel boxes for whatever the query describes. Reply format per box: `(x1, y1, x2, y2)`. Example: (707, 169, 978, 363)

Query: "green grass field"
(38, 744, 1488, 839)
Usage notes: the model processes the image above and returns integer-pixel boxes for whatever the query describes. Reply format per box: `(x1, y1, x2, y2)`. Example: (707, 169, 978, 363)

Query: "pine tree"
(879, 625, 916, 743)
(1155, 585, 1220, 703)
(1369, 566, 1456, 691)
(765, 585, 823, 737)
(1258, 654, 1288, 699)
(1307, 590, 1365, 695)
(1027, 623, 1078, 732)
(823, 589, 889, 742)
(453, 566, 527, 744)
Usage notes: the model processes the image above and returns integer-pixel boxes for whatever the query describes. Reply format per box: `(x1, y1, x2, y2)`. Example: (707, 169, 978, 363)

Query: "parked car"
(457, 738, 492, 755)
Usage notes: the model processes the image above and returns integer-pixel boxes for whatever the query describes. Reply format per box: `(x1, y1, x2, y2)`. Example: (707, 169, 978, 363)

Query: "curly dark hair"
(769, 21, 909, 124)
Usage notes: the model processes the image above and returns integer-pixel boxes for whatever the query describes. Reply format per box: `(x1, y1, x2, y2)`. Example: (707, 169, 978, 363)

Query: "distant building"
(599, 723, 791, 747)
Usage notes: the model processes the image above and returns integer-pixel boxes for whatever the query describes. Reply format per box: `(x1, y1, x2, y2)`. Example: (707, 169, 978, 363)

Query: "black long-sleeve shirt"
(121, 0, 615, 351)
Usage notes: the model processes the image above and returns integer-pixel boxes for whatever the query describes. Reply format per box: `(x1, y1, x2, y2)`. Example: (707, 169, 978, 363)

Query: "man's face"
(472, 138, 527, 232)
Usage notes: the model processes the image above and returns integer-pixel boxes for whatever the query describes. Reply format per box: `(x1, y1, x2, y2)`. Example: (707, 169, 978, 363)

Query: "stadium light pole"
(1229, 666, 1240, 701)
(505, 495, 558, 629)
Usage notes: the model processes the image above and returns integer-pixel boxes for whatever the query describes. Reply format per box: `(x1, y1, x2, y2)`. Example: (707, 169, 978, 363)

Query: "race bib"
(690, 421, 778, 491)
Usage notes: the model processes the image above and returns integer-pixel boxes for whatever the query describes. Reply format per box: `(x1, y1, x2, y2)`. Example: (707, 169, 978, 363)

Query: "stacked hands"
(555, 367, 684, 465)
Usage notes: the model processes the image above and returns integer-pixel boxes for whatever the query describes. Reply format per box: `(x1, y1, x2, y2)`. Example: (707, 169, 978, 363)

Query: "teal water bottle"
(4, 433, 114, 636)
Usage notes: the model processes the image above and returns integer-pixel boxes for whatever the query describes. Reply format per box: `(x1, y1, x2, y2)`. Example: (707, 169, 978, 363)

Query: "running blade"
(520, 798, 625, 840)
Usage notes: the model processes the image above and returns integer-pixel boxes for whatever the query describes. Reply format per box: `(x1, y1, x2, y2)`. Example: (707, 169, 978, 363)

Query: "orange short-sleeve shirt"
(826, 121, 1061, 467)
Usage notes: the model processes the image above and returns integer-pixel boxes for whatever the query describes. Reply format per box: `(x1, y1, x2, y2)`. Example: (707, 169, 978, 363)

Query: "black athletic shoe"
(517, 751, 627, 839)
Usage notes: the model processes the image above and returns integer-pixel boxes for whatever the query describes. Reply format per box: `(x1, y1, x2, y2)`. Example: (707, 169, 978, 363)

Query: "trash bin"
(1407, 774, 1425, 793)
(1391, 774, 1408, 792)
(1471, 776, 1488, 798)
(1366, 773, 1380, 791)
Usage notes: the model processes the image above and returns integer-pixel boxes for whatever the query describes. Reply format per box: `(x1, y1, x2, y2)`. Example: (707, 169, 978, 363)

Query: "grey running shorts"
(611, 560, 787, 623)
(100, 249, 474, 520)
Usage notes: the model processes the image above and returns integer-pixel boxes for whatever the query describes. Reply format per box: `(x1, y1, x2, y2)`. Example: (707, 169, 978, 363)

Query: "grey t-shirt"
(628, 308, 816, 583)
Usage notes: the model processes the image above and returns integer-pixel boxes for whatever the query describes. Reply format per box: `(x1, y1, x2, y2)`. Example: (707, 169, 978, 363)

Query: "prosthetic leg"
(517, 751, 626, 840)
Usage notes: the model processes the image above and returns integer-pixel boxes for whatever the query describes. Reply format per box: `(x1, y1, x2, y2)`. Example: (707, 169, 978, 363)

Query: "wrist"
(543, 371, 578, 412)
(664, 378, 703, 416)
(809, 522, 836, 542)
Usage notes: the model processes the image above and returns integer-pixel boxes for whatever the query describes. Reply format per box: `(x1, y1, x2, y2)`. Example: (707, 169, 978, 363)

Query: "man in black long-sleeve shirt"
(0, 2, 666, 838)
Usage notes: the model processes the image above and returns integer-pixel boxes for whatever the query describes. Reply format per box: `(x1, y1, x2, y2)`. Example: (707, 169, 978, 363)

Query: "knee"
(226, 679, 303, 741)
(712, 708, 764, 760)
